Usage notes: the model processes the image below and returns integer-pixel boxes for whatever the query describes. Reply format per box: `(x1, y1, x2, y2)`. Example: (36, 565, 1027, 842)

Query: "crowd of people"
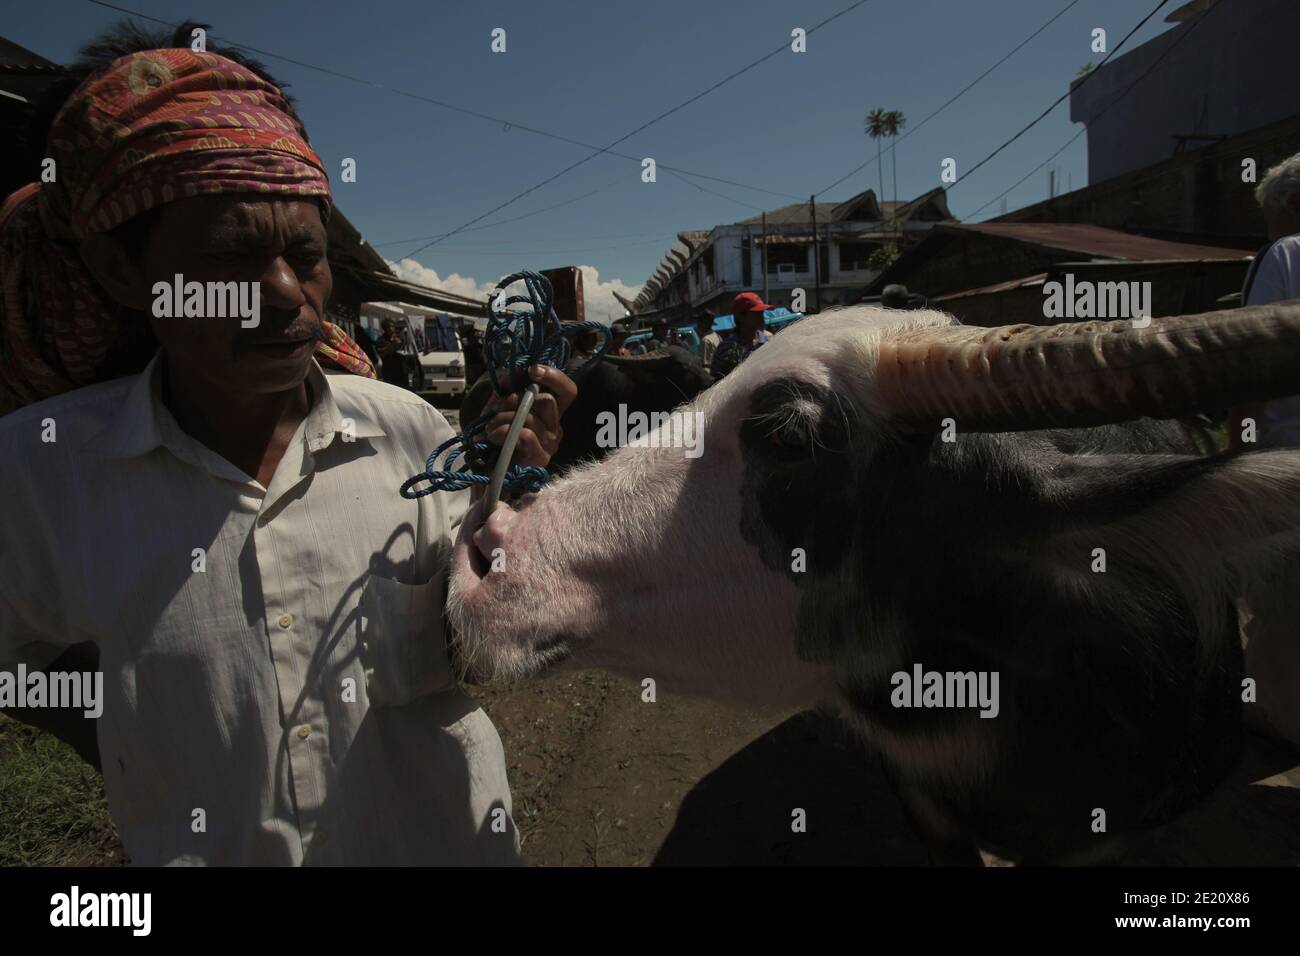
(605, 291, 780, 379)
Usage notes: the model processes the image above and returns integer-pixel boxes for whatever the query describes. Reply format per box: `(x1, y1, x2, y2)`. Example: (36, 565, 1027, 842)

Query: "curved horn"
(875, 301, 1300, 432)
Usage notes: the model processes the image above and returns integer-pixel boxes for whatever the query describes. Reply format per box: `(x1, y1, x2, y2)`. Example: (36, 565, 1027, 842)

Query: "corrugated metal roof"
(0, 37, 59, 70)
(934, 273, 1050, 301)
(346, 269, 486, 317)
(946, 222, 1250, 261)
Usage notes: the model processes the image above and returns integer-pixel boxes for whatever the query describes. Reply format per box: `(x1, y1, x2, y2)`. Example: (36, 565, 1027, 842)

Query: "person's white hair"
(1255, 152, 1300, 215)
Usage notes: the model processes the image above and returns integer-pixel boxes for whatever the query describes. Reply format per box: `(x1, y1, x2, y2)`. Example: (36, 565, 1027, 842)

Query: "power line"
(382, 231, 673, 250)
(964, 0, 1222, 221)
(943, 0, 1172, 193)
(80, 0, 803, 206)
(664, 169, 769, 213)
(390, 236, 677, 258)
(372, 176, 630, 247)
(401, 0, 878, 258)
(817, 0, 1085, 197)
(640, 0, 1092, 307)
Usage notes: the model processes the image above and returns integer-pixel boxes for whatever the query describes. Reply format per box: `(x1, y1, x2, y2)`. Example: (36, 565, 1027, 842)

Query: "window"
(838, 241, 877, 272)
(766, 243, 807, 275)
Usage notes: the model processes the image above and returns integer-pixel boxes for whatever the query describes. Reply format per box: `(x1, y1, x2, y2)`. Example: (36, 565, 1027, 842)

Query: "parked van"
(415, 312, 467, 397)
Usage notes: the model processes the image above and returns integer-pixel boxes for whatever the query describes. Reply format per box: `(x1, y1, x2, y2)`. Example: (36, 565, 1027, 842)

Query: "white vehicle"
(416, 314, 467, 395)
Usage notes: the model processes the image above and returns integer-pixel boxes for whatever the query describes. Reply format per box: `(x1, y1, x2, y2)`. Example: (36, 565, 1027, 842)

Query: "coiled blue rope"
(400, 270, 607, 501)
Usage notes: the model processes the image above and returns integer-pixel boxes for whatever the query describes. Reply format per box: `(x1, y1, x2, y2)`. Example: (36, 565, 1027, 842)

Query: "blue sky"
(8, 0, 1182, 319)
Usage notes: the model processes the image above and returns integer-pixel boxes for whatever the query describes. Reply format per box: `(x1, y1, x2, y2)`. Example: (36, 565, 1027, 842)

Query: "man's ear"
(79, 233, 153, 312)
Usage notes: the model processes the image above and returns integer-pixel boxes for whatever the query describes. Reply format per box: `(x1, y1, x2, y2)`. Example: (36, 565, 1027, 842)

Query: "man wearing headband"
(0, 43, 574, 865)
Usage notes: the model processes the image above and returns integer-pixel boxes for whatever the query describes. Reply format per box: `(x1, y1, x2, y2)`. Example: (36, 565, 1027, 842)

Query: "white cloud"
(576, 265, 639, 324)
(388, 258, 495, 304)
(385, 258, 637, 324)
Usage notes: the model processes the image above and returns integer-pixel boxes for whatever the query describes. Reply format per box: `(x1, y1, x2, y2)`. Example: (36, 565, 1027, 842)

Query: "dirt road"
(472, 669, 1300, 866)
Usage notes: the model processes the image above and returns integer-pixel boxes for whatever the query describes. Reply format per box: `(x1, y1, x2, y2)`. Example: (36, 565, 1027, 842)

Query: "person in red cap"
(711, 291, 773, 378)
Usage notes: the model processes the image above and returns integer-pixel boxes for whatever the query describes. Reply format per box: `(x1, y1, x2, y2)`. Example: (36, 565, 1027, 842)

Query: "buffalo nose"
(472, 501, 517, 566)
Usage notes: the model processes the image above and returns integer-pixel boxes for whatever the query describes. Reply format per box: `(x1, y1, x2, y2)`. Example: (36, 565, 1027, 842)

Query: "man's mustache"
(234, 314, 323, 350)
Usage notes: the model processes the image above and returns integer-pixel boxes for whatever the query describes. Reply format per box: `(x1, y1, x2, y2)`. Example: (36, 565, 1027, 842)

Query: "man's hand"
(483, 364, 577, 469)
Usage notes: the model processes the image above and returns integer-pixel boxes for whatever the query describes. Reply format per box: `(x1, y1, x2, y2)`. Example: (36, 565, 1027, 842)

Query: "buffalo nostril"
(472, 501, 516, 570)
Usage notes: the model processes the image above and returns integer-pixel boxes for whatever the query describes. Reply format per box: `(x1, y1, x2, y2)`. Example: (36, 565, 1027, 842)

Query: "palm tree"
(883, 110, 907, 209)
(864, 108, 887, 206)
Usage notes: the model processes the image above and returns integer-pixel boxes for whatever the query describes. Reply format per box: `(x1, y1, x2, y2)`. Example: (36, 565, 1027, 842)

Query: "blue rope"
(400, 270, 607, 500)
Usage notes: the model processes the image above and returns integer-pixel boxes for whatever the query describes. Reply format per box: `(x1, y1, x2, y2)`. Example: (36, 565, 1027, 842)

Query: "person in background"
(695, 313, 722, 368)
(566, 327, 600, 371)
(376, 318, 409, 388)
(353, 321, 381, 369)
(646, 319, 670, 351)
(609, 328, 632, 357)
(1232, 153, 1300, 448)
(711, 292, 772, 379)
(1229, 150, 1300, 748)
(881, 283, 912, 309)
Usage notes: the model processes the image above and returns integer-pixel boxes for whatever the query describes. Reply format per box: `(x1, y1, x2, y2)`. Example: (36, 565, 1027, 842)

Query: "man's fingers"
(529, 391, 560, 436)
(512, 430, 547, 468)
(484, 421, 550, 468)
(478, 365, 576, 472)
(528, 365, 577, 416)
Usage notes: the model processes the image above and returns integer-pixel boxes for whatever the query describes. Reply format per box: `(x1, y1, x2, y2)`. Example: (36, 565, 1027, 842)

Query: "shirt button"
(296, 724, 312, 740)
(277, 613, 293, 629)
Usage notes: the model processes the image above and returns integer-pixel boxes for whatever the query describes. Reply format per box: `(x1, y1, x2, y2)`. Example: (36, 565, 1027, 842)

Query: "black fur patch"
(737, 379, 1243, 861)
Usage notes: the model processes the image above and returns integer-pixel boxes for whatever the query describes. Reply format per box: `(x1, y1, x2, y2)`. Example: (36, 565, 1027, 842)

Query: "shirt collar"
(79, 352, 386, 463)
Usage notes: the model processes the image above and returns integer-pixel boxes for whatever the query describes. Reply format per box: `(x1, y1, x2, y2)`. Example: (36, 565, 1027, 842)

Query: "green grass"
(0, 714, 124, 866)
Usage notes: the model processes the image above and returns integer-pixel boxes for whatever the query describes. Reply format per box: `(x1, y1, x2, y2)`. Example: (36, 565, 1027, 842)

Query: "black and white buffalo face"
(447, 302, 1300, 710)
(448, 309, 908, 706)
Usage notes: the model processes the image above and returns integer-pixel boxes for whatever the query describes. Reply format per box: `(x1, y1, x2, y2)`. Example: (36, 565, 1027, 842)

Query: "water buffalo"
(447, 303, 1300, 863)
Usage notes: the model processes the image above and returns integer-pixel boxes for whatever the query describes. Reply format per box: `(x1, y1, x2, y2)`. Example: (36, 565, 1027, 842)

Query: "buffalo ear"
(1048, 449, 1300, 625)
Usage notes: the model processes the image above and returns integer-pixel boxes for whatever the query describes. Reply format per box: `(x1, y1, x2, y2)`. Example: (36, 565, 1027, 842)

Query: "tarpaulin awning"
(345, 267, 486, 317)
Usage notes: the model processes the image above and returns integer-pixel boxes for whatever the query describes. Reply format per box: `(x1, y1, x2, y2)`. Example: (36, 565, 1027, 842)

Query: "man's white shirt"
(0, 354, 519, 865)
(1245, 234, 1300, 446)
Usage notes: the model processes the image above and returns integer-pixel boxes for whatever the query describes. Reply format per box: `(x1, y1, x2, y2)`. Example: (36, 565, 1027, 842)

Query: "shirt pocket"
(359, 570, 457, 706)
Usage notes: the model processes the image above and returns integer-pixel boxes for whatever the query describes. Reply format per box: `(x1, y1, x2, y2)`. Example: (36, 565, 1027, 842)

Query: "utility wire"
(373, 175, 629, 246)
(81, 0, 805, 204)
(964, 0, 1221, 221)
(400, 0, 877, 258)
(944, 0, 1172, 192)
(817, 0, 1086, 196)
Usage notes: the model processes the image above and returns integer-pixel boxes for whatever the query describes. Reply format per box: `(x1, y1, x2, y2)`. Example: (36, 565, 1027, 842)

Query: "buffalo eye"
(742, 378, 830, 464)
(764, 416, 814, 460)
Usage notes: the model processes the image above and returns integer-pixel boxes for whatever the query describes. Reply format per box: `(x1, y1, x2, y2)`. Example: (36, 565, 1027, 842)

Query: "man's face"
(1265, 194, 1300, 240)
(138, 196, 331, 395)
(696, 320, 712, 337)
(652, 323, 668, 339)
(736, 310, 764, 338)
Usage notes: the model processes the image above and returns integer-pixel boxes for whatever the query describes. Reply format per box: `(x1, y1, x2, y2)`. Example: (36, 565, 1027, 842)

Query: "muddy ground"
(472, 669, 1300, 866)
